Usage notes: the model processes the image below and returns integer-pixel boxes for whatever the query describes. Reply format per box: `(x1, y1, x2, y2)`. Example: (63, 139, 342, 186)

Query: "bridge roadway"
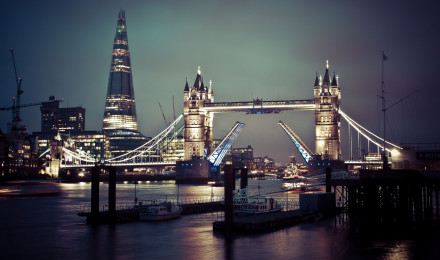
(203, 99, 315, 113)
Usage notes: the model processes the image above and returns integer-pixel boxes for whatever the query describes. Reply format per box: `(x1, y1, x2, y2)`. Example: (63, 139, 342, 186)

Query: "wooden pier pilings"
(331, 169, 440, 224)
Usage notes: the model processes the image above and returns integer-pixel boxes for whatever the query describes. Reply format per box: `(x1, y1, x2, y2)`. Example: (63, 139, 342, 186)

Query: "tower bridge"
(51, 11, 403, 181)
(176, 62, 344, 181)
(55, 61, 402, 182)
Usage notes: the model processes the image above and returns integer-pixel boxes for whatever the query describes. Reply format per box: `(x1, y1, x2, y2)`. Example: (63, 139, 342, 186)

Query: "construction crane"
(158, 101, 169, 127)
(4, 49, 63, 134)
(172, 95, 176, 121)
(0, 96, 63, 111)
(8, 48, 27, 135)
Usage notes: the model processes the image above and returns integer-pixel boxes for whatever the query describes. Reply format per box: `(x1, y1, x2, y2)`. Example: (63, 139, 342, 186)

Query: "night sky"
(2, 1, 439, 164)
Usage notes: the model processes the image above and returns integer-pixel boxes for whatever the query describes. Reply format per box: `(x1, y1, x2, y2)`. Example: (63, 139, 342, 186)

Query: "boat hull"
(234, 207, 283, 217)
(139, 205, 183, 221)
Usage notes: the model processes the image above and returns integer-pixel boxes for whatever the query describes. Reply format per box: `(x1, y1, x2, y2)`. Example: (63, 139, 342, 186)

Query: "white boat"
(233, 188, 283, 217)
(139, 202, 183, 221)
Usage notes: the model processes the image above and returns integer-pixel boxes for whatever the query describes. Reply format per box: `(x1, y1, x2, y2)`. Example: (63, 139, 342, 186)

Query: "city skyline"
(2, 1, 439, 164)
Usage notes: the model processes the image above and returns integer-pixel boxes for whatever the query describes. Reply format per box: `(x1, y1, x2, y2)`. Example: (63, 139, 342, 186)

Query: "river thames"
(1, 178, 439, 259)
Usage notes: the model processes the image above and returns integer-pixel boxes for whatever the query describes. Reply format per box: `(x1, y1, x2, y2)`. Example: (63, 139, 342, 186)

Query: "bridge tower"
(314, 61, 341, 160)
(183, 67, 214, 160)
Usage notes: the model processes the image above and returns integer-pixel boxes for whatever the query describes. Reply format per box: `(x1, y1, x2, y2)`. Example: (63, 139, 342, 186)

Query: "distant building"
(253, 156, 276, 172)
(69, 131, 111, 161)
(102, 10, 148, 156)
(161, 136, 185, 162)
(0, 132, 41, 179)
(392, 144, 440, 171)
(40, 96, 85, 133)
(231, 145, 254, 168)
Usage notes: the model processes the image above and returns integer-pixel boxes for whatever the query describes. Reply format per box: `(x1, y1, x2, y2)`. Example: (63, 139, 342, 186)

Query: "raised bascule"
(54, 10, 404, 183)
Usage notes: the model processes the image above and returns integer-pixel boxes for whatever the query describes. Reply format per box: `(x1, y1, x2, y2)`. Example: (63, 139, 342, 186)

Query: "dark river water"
(1, 179, 439, 259)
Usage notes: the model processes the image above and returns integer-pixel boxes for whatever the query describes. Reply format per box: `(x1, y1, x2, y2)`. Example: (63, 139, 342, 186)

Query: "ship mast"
(381, 51, 388, 170)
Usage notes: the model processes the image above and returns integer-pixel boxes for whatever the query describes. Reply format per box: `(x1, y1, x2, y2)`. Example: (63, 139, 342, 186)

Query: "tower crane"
(4, 48, 63, 135)
(8, 48, 26, 135)
(158, 101, 169, 127)
(0, 96, 63, 111)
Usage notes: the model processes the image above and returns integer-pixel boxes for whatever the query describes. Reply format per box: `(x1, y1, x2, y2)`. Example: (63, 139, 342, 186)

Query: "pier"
(213, 209, 337, 233)
(330, 169, 440, 225)
(78, 200, 224, 223)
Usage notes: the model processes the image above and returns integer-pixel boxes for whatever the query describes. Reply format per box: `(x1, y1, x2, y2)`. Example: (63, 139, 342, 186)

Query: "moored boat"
(233, 188, 283, 217)
(139, 202, 183, 221)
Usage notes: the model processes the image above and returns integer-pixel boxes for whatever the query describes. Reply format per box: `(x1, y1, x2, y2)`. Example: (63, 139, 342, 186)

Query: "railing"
(78, 196, 225, 214)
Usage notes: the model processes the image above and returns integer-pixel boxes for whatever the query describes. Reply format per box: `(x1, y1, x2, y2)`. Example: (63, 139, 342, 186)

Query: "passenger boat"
(139, 202, 183, 221)
(233, 188, 283, 217)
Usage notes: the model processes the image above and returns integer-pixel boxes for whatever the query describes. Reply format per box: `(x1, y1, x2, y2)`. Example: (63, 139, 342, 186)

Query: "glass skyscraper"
(103, 10, 148, 156)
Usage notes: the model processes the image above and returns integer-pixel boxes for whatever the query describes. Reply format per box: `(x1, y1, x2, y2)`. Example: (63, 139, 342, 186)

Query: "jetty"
(78, 200, 224, 223)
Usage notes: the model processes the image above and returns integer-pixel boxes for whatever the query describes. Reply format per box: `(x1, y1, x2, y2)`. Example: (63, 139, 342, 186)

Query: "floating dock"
(213, 209, 328, 232)
(78, 201, 224, 223)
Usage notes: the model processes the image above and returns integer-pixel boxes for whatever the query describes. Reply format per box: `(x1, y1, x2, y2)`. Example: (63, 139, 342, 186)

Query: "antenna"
(381, 51, 387, 170)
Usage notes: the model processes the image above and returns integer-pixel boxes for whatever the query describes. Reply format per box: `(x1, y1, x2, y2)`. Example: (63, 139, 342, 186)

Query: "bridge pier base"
(224, 165, 234, 234)
(175, 159, 212, 184)
(326, 167, 332, 193)
(90, 166, 100, 223)
(239, 168, 248, 189)
(108, 166, 116, 223)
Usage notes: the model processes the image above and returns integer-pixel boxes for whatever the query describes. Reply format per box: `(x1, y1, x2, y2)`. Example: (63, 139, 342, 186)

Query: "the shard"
(102, 10, 148, 156)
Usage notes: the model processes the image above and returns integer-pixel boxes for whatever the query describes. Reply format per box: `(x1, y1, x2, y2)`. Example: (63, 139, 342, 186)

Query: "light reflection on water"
(0, 178, 439, 259)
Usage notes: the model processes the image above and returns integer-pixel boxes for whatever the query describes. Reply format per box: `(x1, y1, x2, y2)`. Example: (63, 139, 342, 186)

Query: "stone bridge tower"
(314, 61, 341, 160)
(183, 67, 214, 160)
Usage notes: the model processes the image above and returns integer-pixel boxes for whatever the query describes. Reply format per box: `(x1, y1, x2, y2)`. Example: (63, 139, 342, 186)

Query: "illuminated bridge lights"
(338, 109, 402, 152)
(203, 99, 315, 113)
(59, 115, 184, 168)
(207, 121, 246, 167)
(278, 121, 314, 163)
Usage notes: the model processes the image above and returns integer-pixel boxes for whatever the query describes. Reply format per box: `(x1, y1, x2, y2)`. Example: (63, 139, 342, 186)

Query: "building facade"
(102, 10, 148, 156)
(314, 61, 341, 160)
(68, 131, 111, 161)
(40, 96, 85, 133)
(161, 136, 185, 162)
(231, 145, 254, 169)
(0, 132, 41, 179)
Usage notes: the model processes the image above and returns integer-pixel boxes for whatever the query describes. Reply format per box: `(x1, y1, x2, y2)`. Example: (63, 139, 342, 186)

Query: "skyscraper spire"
(103, 9, 138, 131)
(102, 10, 147, 156)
